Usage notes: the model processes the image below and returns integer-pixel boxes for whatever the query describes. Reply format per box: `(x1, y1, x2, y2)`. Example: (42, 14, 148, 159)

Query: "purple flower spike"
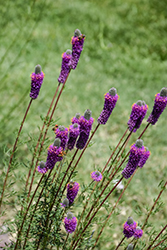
(45, 139, 63, 170)
(127, 100, 148, 132)
(134, 226, 143, 239)
(97, 88, 119, 125)
(30, 65, 45, 99)
(71, 113, 81, 125)
(91, 171, 103, 182)
(37, 161, 48, 174)
(123, 217, 137, 238)
(122, 139, 145, 179)
(67, 123, 80, 150)
(58, 49, 72, 84)
(55, 125, 68, 150)
(76, 109, 94, 149)
(138, 147, 150, 168)
(70, 29, 85, 70)
(64, 212, 77, 233)
(147, 88, 167, 125)
(67, 181, 80, 205)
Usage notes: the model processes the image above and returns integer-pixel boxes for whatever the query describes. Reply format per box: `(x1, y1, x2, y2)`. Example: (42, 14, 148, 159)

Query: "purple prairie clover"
(30, 65, 45, 99)
(45, 138, 63, 170)
(55, 125, 68, 150)
(76, 109, 94, 149)
(134, 226, 143, 239)
(71, 113, 81, 125)
(97, 88, 119, 125)
(64, 212, 77, 233)
(138, 147, 151, 168)
(91, 171, 103, 182)
(67, 123, 80, 150)
(37, 161, 48, 174)
(147, 87, 167, 125)
(67, 181, 80, 205)
(61, 198, 69, 208)
(58, 49, 72, 84)
(127, 100, 148, 132)
(70, 29, 85, 70)
(122, 139, 145, 179)
(123, 217, 137, 238)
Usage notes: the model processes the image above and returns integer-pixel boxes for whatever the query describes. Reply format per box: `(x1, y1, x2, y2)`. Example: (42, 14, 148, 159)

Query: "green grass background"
(0, 0, 167, 248)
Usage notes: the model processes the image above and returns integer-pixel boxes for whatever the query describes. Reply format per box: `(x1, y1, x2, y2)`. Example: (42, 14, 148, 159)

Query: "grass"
(0, 0, 167, 248)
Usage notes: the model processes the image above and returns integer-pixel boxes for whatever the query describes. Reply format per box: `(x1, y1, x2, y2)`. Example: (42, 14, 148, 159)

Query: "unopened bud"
(136, 100, 142, 106)
(84, 109, 92, 120)
(74, 29, 81, 37)
(127, 217, 134, 225)
(73, 123, 79, 128)
(58, 125, 65, 131)
(109, 87, 117, 96)
(66, 49, 72, 55)
(135, 139, 144, 148)
(67, 212, 73, 219)
(160, 87, 167, 97)
(75, 113, 81, 119)
(35, 64, 42, 74)
(53, 138, 61, 147)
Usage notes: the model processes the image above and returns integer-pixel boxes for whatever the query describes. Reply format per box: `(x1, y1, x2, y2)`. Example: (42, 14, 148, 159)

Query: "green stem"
(0, 98, 33, 212)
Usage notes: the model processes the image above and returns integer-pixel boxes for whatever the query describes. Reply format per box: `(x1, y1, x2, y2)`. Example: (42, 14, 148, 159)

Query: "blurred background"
(0, 0, 167, 248)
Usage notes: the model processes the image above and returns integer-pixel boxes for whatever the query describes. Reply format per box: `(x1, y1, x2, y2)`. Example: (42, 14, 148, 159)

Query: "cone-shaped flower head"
(127, 100, 148, 132)
(67, 181, 80, 205)
(55, 125, 68, 150)
(37, 161, 48, 174)
(147, 87, 167, 125)
(122, 139, 145, 179)
(45, 138, 63, 170)
(97, 88, 119, 125)
(134, 226, 143, 239)
(71, 113, 81, 124)
(127, 244, 134, 250)
(30, 64, 45, 99)
(123, 217, 137, 238)
(64, 212, 77, 233)
(67, 123, 80, 150)
(70, 29, 85, 70)
(138, 147, 150, 168)
(76, 109, 94, 149)
(91, 171, 103, 182)
(61, 198, 69, 208)
(58, 49, 72, 84)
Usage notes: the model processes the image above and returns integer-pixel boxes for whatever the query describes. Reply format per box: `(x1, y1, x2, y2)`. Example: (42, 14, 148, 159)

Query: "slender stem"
(150, 237, 167, 250)
(62, 233, 69, 250)
(102, 128, 129, 173)
(14, 175, 44, 250)
(22, 169, 53, 249)
(72, 177, 123, 250)
(133, 180, 167, 249)
(142, 181, 167, 230)
(37, 149, 78, 249)
(25, 84, 60, 193)
(147, 224, 167, 250)
(138, 123, 150, 139)
(0, 98, 33, 211)
(62, 124, 100, 196)
(93, 169, 137, 249)
(28, 75, 69, 198)
(114, 236, 126, 250)
(84, 150, 130, 223)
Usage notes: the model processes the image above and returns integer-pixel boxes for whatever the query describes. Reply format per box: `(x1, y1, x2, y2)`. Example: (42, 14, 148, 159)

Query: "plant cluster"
(0, 29, 167, 250)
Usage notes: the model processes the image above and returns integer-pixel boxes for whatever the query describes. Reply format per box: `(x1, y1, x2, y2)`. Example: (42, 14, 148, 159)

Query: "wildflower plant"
(1, 28, 167, 250)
